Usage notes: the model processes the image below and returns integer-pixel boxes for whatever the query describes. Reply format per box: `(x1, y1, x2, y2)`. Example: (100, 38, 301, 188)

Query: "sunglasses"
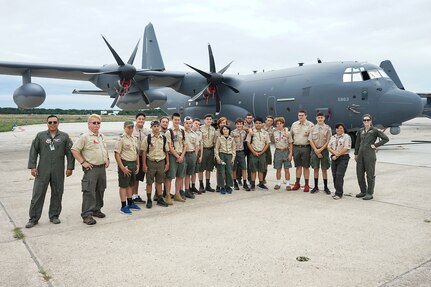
(91, 122, 101, 125)
(363, 119, 371, 122)
(48, 121, 58, 125)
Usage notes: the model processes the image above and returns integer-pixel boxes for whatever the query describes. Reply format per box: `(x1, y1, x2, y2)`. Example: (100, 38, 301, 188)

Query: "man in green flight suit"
(25, 115, 75, 228)
(354, 114, 389, 200)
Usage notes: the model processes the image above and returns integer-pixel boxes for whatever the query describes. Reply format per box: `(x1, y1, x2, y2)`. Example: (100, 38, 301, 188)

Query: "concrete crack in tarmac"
(0, 200, 54, 287)
(379, 258, 431, 287)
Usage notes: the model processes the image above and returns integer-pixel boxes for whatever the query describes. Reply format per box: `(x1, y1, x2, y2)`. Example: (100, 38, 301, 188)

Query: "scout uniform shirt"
(72, 130, 109, 165)
(308, 123, 332, 148)
(141, 133, 169, 162)
(329, 133, 351, 153)
(133, 126, 150, 153)
(231, 129, 247, 151)
(215, 135, 236, 161)
(263, 125, 275, 144)
(114, 133, 138, 161)
(291, 120, 314, 145)
(185, 130, 198, 152)
(243, 121, 254, 133)
(273, 129, 293, 150)
(246, 129, 271, 152)
(200, 125, 216, 148)
(166, 127, 186, 154)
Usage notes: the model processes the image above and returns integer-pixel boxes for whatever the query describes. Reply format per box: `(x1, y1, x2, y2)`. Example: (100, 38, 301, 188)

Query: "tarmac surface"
(0, 117, 430, 287)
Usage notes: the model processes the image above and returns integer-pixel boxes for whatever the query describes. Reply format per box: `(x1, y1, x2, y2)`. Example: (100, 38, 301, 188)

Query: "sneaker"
(226, 187, 233, 194)
(333, 195, 341, 200)
(184, 189, 195, 199)
(220, 187, 226, 194)
(133, 195, 146, 204)
(303, 184, 310, 192)
(258, 183, 269, 190)
(25, 220, 38, 228)
(250, 184, 256, 191)
(120, 206, 132, 214)
(92, 211, 106, 218)
(274, 184, 281, 190)
(363, 194, 374, 200)
(174, 194, 185, 202)
(286, 185, 292, 191)
(243, 182, 251, 191)
(146, 200, 153, 209)
(157, 198, 169, 207)
(128, 203, 141, 210)
(233, 182, 240, 190)
(50, 217, 61, 224)
(83, 216, 97, 225)
(324, 187, 331, 195)
(310, 186, 319, 194)
(356, 193, 366, 198)
(292, 182, 300, 190)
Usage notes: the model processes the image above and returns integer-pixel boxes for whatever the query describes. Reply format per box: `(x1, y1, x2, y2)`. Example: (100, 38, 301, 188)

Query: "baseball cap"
(150, 120, 160, 127)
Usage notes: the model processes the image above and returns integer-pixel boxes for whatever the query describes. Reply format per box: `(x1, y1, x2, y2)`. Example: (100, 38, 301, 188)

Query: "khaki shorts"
(118, 160, 136, 188)
(146, 158, 166, 184)
(293, 145, 311, 167)
(310, 149, 330, 170)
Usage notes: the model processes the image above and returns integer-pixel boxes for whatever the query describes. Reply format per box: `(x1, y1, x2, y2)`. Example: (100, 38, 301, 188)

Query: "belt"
(186, 151, 195, 154)
(91, 164, 105, 168)
(294, 144, 310, 148)
(236, 150, 244, 152)
(276, 148, 289, 150)
(203, 147, 214, 149)
(147, 158, 165, 163)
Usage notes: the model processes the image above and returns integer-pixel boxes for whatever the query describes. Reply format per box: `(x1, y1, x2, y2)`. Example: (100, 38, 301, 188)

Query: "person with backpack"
(142, 120, 170, 208)
(215, 125, 236, 194)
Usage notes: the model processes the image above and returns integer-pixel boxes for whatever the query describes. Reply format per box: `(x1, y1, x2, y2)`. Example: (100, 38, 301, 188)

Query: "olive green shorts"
(167, 154, 186, 179)
(118, 160, 136, 188)
(146, 158, 166, 184)
(310, 149, 330, 170)
(250, 153, 267, 173)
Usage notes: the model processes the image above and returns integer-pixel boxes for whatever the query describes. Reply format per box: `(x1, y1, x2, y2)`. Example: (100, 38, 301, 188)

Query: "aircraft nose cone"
(379, 89, 423, 123)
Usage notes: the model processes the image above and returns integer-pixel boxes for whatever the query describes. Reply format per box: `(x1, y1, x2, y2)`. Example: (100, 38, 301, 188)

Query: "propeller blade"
(132, 78, 150, 105)
(128, 39, 140, 65)
(208, 44, 216, 73)
(221, 81, 240, 93)
(184, 63, 211, 79)
(110, 94, 120, 108)
(215, 90, 221, 115)
(218, 61, 233, 74)
(101, 35, 125, 66)
(188, 84, 210, 102)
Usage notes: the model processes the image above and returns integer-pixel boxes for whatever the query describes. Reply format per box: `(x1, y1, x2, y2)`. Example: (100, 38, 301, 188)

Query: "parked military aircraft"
(0, 23, 427, 141)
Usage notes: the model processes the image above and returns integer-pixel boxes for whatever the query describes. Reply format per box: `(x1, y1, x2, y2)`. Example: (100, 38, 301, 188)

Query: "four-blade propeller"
(185, 44, 239, 114)
(85, 36, 150, 108)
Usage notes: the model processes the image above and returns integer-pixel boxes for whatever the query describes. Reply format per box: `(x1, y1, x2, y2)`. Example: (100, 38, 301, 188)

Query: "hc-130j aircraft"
(0, 23, 428, 140)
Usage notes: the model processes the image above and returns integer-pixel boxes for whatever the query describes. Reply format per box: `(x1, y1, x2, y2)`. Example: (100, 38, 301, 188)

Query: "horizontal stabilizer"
(142, 23, 165, 71)
(380, 60, 404, 90)
(72, 89, 108, 95)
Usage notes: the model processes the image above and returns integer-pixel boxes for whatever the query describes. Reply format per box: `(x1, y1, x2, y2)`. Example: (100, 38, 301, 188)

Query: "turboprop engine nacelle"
(13, 83, 46, 109)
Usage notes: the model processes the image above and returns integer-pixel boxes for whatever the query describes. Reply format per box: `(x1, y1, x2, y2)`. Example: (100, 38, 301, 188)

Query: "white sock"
(132, 194, 139, 200)
(285, 180, 290, 186)
(276, 180, 281, 185)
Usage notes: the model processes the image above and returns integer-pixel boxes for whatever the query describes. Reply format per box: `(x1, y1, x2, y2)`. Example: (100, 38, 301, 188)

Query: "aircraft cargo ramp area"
(0, 118, 430, 287)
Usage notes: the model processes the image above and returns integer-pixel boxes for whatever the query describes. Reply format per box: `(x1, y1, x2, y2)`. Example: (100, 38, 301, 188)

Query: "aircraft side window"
(377, 68, 389, 78)
(361, 71, 370, 81)
(343, 73, 352, 82)
(352, 73, 362, 82)
(368, 69, 381, 79)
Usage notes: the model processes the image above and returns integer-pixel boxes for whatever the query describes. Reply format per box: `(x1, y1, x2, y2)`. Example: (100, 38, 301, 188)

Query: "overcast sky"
(0, 0, 430, 109)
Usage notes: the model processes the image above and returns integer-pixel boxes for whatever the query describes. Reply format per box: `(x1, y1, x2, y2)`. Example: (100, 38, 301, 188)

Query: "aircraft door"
(267, 96, 276, 116)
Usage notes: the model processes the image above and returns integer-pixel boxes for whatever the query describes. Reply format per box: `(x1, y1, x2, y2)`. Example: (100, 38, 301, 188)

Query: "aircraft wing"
(0, 61, 100, 81)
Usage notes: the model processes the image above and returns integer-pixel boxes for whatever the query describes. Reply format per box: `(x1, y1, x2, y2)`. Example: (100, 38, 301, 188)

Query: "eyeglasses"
(363, 119, 371, 122)
(91, 122, 101, 125)
(47, 121, 58, 125)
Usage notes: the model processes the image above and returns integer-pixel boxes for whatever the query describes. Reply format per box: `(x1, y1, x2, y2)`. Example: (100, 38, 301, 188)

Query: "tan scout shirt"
(141, 133, 169, 162)
(133, 126, 150, 153)
(72, 130, 109, 165)
(273, 129, 293, 149)
(263, 125, 275, 144)
(291, 120, 314, 145)
(185, 130, 198, 152)
(309, 124, 332, 148)
(166, 128, 186, 154)
(200, 125, 216, 148)
(246, 129, 270, 152)
(243, 121, 254, 132)
(329, 134, 351, 153)
(215, 136, 236, 161)
(231, 129, 247, 151)
(114, 133, 138, 161)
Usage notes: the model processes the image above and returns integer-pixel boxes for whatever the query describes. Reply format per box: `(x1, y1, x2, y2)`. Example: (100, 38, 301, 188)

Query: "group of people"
(25, 110, 389, 228)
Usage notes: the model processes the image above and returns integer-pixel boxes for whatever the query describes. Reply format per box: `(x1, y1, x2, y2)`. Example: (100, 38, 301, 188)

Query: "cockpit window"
(343, 67, 389, 82)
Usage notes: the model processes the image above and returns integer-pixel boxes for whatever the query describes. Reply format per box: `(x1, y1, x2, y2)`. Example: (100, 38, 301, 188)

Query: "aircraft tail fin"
(380, 60, 404, 90)
(142, 23, 165, 71)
